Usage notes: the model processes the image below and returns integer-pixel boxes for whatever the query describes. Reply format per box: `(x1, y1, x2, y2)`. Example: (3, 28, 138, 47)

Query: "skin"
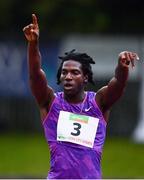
(60, 60, 88, 103)
(23, 14, 139, 122)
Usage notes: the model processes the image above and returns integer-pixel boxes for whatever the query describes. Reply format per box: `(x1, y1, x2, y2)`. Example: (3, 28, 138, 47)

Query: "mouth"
(64, 83, 73, 90)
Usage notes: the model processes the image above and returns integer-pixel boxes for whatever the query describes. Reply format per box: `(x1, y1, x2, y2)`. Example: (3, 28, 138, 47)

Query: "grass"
(102, 137, 144, 178)
(0, 133, 50, 178)
(0, 133, 144, 178)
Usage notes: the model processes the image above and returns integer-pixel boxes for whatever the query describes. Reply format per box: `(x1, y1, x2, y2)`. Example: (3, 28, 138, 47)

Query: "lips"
(64, 83, 73, 90)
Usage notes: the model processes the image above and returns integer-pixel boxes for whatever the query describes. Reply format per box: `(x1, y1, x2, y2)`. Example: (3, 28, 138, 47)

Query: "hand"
(23, 14, 39, 42)
(118, 51, 139, 68)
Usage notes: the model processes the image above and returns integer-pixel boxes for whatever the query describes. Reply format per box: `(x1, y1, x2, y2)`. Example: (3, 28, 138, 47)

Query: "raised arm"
(23, 14, 55, 111)
(96, 51, 139, 121)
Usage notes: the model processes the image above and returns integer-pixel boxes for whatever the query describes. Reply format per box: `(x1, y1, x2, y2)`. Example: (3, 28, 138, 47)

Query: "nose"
(65, 72, 72, 80)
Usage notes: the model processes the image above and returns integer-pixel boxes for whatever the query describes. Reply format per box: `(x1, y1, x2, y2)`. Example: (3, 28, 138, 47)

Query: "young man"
(23, 14, 139, 179)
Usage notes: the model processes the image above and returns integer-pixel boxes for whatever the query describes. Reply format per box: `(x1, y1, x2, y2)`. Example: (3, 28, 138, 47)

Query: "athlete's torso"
(43, 91, 107, 179)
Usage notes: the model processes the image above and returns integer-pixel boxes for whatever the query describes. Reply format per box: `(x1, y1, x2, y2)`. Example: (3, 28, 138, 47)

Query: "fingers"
(23, 14, 38, 33)
(129, 52, 139, 68)
(131, 52, 139, 60)
(32, 13, 38, 27)
(23, 24, 34, 34)
(23, 24, 37, 42)
(119, 51, 139, 69)
(23, 14, 39, 42)
(125, 52, 131, 65)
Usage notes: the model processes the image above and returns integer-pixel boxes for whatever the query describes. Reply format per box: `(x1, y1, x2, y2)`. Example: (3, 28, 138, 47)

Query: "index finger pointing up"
(32, 13, 38, 26)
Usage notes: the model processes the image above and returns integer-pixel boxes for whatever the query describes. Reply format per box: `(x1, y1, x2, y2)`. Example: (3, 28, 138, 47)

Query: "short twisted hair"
(57, 49, 95, 85)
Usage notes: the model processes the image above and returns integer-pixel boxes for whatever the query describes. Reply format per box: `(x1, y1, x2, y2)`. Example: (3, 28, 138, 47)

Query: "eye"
(72, 70, 80, 75)
(61, 70, 67, 75)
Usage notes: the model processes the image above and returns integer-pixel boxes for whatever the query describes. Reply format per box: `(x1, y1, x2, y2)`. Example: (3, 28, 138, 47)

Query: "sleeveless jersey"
(43, 91, 107, 179)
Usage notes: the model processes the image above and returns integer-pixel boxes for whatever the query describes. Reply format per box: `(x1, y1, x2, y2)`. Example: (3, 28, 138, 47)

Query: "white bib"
(57, 111, 99, 148)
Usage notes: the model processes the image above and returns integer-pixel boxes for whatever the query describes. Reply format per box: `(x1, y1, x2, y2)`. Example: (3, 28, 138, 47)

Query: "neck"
(64, 90, 86, 104)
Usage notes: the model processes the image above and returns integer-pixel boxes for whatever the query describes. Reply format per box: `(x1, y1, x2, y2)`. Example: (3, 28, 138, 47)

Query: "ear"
(84, 75, 88, 83)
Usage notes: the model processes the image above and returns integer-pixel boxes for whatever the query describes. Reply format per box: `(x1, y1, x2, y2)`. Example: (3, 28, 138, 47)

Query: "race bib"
(57, 111, 99, 148)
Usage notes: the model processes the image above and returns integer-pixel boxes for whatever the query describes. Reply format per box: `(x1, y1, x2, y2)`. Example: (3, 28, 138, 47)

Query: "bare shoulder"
(41, 85, 55, 109)
(95, 86, 108, 109)
(95, 86, 110, 122)
(30, 69, 55, 109)
(39, 86, 55, 122)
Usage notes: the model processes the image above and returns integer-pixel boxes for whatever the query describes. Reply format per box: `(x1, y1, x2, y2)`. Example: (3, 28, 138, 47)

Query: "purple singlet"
(43, 91, 107, 179)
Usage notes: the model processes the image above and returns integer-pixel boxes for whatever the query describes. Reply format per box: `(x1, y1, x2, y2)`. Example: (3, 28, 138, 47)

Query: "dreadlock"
(57, 49, 95, 85)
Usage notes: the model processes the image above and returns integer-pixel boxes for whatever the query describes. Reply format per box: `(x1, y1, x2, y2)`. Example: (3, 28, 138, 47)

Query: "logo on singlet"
(85, 106, 92, 112)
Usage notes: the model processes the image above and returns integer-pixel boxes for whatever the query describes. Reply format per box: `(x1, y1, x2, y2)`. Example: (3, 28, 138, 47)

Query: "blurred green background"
(1, 134, 144, 178)
(0, 0, 144, 38)
(0, 0, 144, 178)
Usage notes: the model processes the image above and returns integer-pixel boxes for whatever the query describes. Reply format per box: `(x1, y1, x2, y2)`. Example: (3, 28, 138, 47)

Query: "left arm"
(96, 51, 139, 121)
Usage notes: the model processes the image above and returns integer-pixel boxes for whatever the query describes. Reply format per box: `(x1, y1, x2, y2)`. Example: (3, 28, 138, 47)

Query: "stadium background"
(0, 0, 144, 178)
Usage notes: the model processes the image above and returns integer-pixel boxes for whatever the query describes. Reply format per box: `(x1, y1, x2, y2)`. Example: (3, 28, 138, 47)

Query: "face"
(60, 60, 88, 96)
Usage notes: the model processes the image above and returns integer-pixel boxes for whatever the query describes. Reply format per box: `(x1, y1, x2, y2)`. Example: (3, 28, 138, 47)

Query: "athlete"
(23, 14, 139, 179)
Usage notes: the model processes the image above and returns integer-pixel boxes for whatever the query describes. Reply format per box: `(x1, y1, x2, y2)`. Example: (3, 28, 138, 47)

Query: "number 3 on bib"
(71, 122, 81, 136)
(57, 111, 99, 148)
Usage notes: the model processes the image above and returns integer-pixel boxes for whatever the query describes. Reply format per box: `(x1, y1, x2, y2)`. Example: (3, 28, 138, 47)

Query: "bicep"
(97, 77, 126, 111)
(29, 69, 55, 107)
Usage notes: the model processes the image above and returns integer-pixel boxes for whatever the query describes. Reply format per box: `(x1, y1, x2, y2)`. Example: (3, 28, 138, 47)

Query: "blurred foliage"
(0, 0, 144, 39)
